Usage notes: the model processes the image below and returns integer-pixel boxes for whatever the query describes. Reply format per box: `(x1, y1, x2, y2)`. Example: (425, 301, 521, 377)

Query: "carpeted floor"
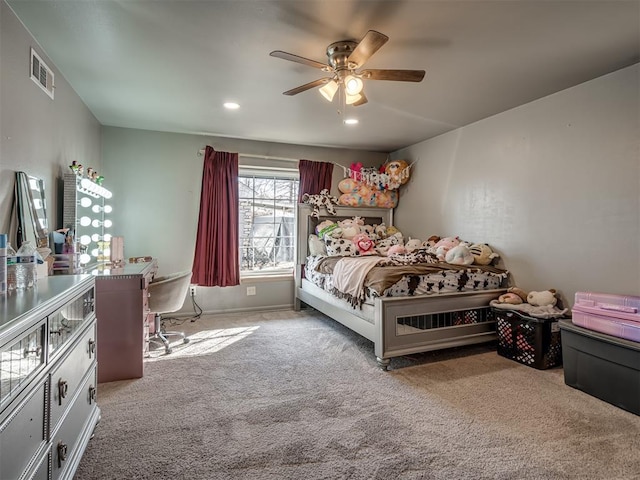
(75, 309, 640, 480)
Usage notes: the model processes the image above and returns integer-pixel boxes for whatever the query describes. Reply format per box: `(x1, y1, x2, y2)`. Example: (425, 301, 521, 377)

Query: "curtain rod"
(197, 148, 299, 163)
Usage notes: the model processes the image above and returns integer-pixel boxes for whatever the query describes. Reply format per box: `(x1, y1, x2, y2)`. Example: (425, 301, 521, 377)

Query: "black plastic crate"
(493, 308, 563, 369)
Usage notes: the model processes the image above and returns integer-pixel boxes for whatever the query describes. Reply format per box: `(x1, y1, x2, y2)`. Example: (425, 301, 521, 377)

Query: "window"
(238, 168, 298, 275)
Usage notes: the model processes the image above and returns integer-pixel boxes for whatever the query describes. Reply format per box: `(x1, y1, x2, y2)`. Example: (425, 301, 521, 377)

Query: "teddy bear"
(527, 289, 558, 307)
(469, 243, 500, 266)
(444, 243, 474, 265)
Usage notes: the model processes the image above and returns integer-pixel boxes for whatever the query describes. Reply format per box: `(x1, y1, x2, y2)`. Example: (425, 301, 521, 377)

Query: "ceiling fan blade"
(361, 69, 426, 82)
(283, 78, 331, 96)
(270, 50, 329, 70)
(347, 30, 389, 68)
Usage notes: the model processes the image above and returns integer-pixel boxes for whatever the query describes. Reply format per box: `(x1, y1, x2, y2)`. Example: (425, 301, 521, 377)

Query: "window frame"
(238, 166, 299, 278)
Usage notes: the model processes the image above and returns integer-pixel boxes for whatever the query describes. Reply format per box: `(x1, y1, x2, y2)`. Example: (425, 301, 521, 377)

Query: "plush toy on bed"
(433, 236, 461, 261)
(338, 217, 364, 240)
(527, 289, 558, 307)
(404, 238, 424, 253)
(469, 243, 500, 266)
(375, 232, 403, 255)
(316, 220, 342, 240)
(351, 233, 376, 256)
(444, 243, 475, 265)
(387, 244, 407, 256)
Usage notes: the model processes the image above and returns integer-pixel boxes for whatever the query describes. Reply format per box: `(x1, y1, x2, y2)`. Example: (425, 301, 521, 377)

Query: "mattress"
(304, 255, 507, 306)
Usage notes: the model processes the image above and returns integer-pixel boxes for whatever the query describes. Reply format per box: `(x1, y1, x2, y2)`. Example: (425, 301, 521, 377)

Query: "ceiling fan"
(270, 30, 425, 107)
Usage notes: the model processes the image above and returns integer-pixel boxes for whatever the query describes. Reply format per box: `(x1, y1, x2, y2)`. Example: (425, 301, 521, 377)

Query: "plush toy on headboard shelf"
(302, 189, 339, 218)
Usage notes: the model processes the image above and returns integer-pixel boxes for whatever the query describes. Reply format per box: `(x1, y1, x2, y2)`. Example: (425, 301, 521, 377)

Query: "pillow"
(308, 234, 326, 256)
(324, 237, 357, 257)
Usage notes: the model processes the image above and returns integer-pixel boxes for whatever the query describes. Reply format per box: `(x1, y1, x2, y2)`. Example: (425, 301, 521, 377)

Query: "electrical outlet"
(246, 286, 256, 296)
(189, 285, 197, 297)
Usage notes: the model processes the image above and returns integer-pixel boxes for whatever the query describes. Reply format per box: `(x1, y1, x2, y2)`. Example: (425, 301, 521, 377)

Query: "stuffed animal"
(302, 189, 339, 217)
(316, 220, 342, 240)
(469, 243, 500, 266)
(351, 233, 376, 256)
(387, 244, 407, 256)
(338, 217, 364, 240)
(404, 238, 424, 253)
(433, 236, 461, 261)
(337, 177, 398, 208)
(375, 233, 402, 256)
(425, 235, 441, 247)
(507, 287, 528, 303)
(373, 223, 388, 240)
(444, 243, 474, 265)
(497, 292, 524, 305)
(527, 289, 558, 307)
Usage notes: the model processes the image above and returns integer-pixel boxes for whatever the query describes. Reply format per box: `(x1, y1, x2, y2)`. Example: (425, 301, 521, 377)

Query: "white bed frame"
(295, 204, 506, 369)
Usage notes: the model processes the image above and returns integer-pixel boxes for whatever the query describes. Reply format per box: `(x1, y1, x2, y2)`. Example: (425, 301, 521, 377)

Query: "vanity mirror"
(15, 171, 49, 248)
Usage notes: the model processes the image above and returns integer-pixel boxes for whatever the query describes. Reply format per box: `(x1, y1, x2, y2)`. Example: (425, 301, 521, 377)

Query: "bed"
(294, 204, 508, 369)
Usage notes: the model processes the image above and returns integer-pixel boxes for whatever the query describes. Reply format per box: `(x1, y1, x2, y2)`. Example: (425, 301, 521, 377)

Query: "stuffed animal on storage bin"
(527, 289, 558, 307)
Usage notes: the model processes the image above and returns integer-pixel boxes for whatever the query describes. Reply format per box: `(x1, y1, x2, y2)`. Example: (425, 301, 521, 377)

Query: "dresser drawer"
(51, 366, 98, 480)
(50, 322, 97, 432)
(0, 321, 46, 409)
(49, 287, 95, 361)
(0, 377, 48, 480)
(26, 449, 50, 480)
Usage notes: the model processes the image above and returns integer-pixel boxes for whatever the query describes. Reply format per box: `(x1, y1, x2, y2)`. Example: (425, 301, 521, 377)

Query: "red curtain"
(297, 159, 334, 203)
(191, 146, 240, 287)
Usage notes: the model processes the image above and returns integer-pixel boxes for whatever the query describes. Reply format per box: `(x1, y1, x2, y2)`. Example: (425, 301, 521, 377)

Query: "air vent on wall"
(30, 48, 54, 99)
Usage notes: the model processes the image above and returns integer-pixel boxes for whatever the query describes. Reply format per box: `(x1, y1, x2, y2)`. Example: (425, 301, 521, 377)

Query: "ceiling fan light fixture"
(345, 91, 364, 105)
(319, 79, 339, 102)
(344, 75, 364, 95)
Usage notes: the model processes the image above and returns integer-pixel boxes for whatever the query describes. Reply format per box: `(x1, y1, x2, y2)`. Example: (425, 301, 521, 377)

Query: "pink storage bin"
(572, 292, 640, 342)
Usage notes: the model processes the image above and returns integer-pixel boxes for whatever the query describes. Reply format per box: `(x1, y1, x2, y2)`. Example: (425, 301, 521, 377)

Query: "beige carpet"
(75, 309, 640, 480)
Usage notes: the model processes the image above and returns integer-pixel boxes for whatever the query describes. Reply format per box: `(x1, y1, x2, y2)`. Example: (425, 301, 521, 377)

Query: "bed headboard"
(296, 203, 393, 265)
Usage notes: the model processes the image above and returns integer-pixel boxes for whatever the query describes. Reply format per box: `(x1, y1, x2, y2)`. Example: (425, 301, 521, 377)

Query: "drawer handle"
(57, 441, 68, 467)
(88, 339, 96, 357)
(58, 379, 68, 405)
(89, 385, 97, 404)
(23, 345, 42, 358)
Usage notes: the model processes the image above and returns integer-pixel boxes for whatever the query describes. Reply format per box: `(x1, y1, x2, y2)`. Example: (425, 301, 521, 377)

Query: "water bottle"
(6, 242, 17, 292)
(15, 241, 37, 289)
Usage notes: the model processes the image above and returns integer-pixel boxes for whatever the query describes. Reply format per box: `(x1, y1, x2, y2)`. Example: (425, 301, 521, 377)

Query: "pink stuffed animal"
(433, 236, 460, 261)
(351, 233, 376, 256)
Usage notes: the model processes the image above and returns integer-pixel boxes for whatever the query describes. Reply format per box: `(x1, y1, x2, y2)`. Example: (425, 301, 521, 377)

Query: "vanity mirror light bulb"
(103, 233, 112, 242)
(103, 219, 113, 228)
(103, 248, 111, 257)
(80, 253, 91, 264)
(80, 216, 92, 227)
(80, 235, 91, 246)
(80, 197, 92, 208)
(91, 248, 99, 257)
(91, 219, 101, 228)
(91, 234, 101, 242)
(91, 205, 101, 213)
(103, 205, 113, 213)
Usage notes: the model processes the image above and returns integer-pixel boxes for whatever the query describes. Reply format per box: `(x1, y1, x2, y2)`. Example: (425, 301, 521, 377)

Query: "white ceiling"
(7, 0, 640, 152)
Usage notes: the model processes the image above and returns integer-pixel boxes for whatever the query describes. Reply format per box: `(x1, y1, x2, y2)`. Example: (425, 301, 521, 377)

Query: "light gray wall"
(0, 1, 101, 240)
(392, 64, 639, 308)
(101, 126, 387, 314)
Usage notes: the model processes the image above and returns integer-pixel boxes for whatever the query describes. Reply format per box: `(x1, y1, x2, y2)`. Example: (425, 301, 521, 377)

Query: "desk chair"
(147, 270, 192, 354)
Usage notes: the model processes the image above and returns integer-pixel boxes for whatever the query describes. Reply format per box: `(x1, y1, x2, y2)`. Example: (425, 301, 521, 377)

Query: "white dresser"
(0, 275, 100, 480)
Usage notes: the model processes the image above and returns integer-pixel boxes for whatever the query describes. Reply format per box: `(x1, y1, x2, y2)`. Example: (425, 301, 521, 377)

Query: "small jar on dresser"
(0, 274, 100, 480)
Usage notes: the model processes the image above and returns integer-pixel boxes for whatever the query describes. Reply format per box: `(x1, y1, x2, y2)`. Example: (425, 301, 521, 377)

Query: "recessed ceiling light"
(344, 118, 359, 125)
(224, 102, 240, 110)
